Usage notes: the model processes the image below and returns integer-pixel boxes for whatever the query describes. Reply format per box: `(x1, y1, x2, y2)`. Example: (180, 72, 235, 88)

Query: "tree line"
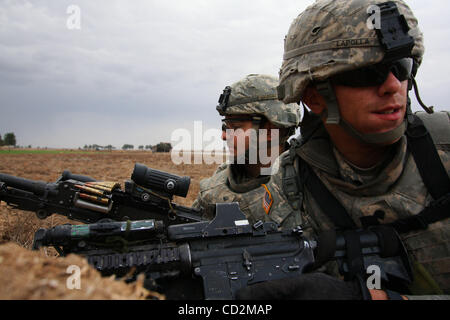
(0, 132, 172, 152)
(122, 142, 172, 152)
(83, 142, 172, 152)
(0, 132, 16, 146)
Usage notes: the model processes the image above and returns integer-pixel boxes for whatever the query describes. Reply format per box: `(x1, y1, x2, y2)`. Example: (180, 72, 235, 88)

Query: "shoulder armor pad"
(415, 111, 450, 147)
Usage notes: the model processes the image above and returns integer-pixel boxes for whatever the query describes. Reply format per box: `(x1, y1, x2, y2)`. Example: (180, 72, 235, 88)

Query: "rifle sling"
(406, 115, 450, 200)
(343, 230, 365, 279)
(281, 139, 304, 214)
(389, 193, 450, 233)
(301, 162, 357, 230)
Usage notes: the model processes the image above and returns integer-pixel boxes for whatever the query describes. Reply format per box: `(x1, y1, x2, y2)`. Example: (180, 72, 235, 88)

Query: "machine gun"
(0, 163, 203, 225)
(32, 203, 413, 300)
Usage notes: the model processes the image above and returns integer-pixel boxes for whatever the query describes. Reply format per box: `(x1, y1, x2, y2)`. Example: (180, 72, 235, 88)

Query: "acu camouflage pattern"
(191, 163, 268, 223)
(278, 0, 424, 104)
(217, 74, 301, 128)
(265, 111, 450, 295)
(191, 162, 301, 228)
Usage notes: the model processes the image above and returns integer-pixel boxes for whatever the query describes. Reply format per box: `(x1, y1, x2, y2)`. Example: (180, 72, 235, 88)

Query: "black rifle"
(32, 203, 412, 300)
(0, 163, 203, 225)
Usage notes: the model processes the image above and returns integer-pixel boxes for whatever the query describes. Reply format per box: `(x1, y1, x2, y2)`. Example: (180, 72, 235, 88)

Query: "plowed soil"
(0, 151, 218, 299)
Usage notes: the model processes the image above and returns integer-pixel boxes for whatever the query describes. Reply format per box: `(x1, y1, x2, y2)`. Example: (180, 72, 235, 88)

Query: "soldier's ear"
(302, 85, 326, 115)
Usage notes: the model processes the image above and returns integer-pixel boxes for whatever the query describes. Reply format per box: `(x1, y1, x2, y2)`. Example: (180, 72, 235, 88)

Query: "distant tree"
(145, 145, 153, 150)
(122, 144, 134, 150)
(3, 132, 16, 146)
(138, 145, 144, 150)
(0, 134, 3, 146)
(156, 142, 172, 153)
(92, 144, 105, 151)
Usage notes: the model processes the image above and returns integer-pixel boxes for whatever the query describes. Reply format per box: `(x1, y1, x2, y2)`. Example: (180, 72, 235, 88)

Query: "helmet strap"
(411, 75, 434, 114)
(315, 80, 341, 124)
(340, 118, 407, 145)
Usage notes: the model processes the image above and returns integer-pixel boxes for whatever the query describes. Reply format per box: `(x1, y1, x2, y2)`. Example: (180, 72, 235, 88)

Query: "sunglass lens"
(391, 58, 413, 81)
(331, 58, 413, 87)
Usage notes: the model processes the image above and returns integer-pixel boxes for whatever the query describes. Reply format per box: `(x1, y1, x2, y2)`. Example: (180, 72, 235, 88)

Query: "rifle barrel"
(0, 173, 48, 196)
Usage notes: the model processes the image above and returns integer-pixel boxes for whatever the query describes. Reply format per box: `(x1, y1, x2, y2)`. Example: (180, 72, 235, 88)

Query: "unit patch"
(261, 184, 273, 215)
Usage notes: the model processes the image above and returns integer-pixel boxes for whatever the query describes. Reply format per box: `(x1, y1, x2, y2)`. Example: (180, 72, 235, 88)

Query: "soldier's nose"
(378, 71, 403, 96)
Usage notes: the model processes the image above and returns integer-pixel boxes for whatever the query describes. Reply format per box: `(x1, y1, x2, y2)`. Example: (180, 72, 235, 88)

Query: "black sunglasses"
(331, 58, 413, 87)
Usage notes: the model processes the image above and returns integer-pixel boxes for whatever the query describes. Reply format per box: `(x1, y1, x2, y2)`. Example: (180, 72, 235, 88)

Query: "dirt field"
(0, 151, 219, 299)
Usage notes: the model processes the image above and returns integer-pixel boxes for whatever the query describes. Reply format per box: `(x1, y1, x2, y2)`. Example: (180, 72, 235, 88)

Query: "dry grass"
(0, 151, 219, 248)
(0, 151, 219, 299)
(0, 242, 163, 300)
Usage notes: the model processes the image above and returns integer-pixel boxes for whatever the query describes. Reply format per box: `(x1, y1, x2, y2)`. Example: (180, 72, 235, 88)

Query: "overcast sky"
(0, 0, 449, 149)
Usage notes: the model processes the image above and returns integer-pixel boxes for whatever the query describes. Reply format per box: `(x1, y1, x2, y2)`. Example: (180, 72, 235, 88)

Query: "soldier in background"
(192, 74, 300, 225)
(237, 0, 449, 300)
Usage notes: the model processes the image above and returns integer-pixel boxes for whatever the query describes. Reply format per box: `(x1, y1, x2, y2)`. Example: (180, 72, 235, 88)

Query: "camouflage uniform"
(265, 113, 450, 294)
(192, 74, 300, 223)
(192, 163, 270, 222)
(269, 0, 450, 297)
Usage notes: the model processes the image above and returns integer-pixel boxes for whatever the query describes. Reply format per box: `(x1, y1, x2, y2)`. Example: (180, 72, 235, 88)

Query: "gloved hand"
(235, 273, 363, 300)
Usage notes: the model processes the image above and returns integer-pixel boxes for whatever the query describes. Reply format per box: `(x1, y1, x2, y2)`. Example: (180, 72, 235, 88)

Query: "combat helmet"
(278, 0, 427, 145)
(217, 74, 300, 131)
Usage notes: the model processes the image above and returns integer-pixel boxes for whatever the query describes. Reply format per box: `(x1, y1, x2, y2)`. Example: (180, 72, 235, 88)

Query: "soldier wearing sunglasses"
(192, 74, 301, 225)
(237, 0, 450, 300)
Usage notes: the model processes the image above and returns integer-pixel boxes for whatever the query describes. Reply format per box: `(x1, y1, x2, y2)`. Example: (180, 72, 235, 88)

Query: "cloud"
(0, 0, 449, 148)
